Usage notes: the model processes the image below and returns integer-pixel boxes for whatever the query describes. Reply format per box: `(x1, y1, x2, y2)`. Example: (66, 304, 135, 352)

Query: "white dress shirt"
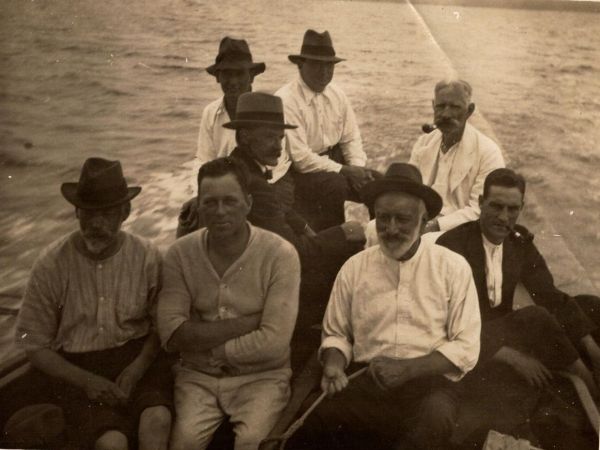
(276, 76, 366, 174)
(482, 234, 504, 308)
(321, 238, 481, 381)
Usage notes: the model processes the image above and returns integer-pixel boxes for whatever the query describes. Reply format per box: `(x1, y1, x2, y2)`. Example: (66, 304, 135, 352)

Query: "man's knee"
(94, 430, 128, 450)
(514, 305, 558, 331)
(405, 390, 457, 449)
(138, 405, 171, 442)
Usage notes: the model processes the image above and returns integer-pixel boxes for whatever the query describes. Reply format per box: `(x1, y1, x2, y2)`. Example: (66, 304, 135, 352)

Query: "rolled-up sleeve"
(435, 257, 481, 380)
(157, 246, 192, 348)
(223, 244, 301, 368)
(319, 259, 355, 366)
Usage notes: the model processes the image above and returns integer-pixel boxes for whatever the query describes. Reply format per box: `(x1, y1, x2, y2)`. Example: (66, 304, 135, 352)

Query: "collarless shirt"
(16, 231, 161, 353)
(321, 239, 480, 381)
(276, 76, 366, 174)
(482, 234, 504, 308)
(157, 224, 300, 376)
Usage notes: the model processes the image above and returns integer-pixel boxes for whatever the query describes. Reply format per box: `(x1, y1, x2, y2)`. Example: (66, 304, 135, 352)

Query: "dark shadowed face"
(299, 59, 335, 93)
(198, 173, 252, 240)
(77, 204, 129, 256)
(432, 85, 474, 137)
(217, 68, 253, 100)
(241, 126, 285, 167)
(479, 185, 524, 245)
(375, 191, 427, 260)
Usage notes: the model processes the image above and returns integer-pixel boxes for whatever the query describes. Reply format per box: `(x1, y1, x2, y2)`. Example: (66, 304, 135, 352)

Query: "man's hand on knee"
(340, 165, 371, 191)
(494, 347, 552, 388)
(368, 357, 415, 391)
(84, 374, 127, 406)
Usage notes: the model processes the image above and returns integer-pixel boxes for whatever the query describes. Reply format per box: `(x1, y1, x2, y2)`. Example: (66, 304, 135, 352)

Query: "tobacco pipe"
(421, 123, 438, 134)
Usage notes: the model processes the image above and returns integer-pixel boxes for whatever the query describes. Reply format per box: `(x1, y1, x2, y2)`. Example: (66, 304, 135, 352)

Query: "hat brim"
(61, 183, 142, 210)
(288, 54, 344, 64)
(361, 179, 442, 219)
(206, 61, 266, 77)
(223, 120, 297, 130)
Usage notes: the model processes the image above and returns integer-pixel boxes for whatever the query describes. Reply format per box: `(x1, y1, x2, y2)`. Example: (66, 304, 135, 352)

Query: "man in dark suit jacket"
(178, 92, 365, 369)
(437, 168, 600, 398)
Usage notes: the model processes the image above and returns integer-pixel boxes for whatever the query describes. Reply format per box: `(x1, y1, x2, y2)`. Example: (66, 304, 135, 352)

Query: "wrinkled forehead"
(434, 81, 471, 104)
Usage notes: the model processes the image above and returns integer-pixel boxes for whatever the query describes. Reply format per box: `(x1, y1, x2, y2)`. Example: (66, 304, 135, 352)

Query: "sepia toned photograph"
(1, 0, 599, 448)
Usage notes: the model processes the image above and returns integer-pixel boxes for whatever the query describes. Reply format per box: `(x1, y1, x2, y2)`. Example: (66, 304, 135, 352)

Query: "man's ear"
(246, 193, 253, 211)
(467, 103, 475, 119)
(75, 207, 81, 219)
(121, 202, 131, 222)
(478, 194, 484, 208)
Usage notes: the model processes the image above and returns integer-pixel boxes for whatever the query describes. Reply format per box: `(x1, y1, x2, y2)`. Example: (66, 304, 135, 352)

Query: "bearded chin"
(378, 230, 420, 261)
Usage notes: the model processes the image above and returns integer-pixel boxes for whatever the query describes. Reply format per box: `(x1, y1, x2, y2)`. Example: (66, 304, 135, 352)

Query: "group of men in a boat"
(2, 30, 600, 450)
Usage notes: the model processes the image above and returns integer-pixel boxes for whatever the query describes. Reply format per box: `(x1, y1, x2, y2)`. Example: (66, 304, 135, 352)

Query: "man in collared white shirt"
(437, 168, 600, 404)
(276, 29, 375, 231)
(410, 79, 505, 233)
(287, 163, 480, 450)
(192, 37, 281, 189)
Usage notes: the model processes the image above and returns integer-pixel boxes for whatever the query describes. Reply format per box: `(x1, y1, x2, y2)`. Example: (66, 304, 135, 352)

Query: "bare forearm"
(167, 315, 259, 353)
(409, 351, 460, 379)
(28, 348, 95, 390)
(322, 347, 347, 371)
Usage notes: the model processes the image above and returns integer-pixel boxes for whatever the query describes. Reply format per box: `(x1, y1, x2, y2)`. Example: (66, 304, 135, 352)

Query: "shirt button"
(99, 326, 104, 332)
(99, 296, 104, 302)
(97, 264, 103, 269)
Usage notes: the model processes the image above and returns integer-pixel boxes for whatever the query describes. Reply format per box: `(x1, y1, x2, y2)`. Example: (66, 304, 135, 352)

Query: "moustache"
(435, 118, 460, 128)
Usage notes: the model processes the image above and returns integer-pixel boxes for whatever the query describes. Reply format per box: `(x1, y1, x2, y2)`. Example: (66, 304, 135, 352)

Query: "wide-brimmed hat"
(61, 157, 141, 210)
(361, 163, 442, 218)
(288, 29, 345, 64)
(206, 37, 266, 77)
(223, 92, 297, 130)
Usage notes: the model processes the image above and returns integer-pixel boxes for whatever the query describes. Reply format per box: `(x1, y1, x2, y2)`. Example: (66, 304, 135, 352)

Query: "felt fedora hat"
(61, 157, 141, 210)
(288, 29, 345, 64)
(223, 92, 297, 130)
(361, 163, 442, 218)
(206, 37, 266, 77)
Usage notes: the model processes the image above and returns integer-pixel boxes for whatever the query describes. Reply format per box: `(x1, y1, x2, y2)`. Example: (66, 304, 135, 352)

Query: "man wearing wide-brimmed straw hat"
(276, 29, 375, 232)
(177, 92, 366, 369)
(8, 158, 173, 450)
(287, 163, 481, 450)
(192, 37, 275, 190)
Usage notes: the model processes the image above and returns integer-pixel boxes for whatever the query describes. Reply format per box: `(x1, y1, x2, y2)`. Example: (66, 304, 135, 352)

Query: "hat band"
(300, 44, 336, 57)
(216, 51, 253, 64)
(235, 111, 285, 124)
(78, 183, 128, 205)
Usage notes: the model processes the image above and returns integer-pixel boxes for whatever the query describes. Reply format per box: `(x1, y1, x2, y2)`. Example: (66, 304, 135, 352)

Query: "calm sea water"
(1, 0, 598, 292)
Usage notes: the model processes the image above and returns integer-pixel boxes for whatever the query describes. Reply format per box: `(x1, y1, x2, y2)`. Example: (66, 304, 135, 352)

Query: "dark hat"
(361, 163, 442, 218)
(61, 157, 141, 210)
(288, 29, 345, 64)
(223, 92, 297, 130)
(206, 37, 266, 77)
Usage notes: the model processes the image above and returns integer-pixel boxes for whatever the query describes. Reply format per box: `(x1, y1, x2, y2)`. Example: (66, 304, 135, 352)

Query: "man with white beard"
(287, 163, 481, 450)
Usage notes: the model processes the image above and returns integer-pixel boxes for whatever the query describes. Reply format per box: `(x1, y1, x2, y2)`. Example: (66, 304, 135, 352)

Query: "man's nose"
(498, 207, 509, 221)
(215, 201, 227, 215)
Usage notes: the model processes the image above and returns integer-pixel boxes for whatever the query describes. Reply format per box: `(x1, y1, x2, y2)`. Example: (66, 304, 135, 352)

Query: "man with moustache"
(9, 158, 172, 450)
(287, 163, 481, 450)
(437, 168, 600, 401)
(157, 157, 300, 450)
(179, 92, 365, 369)
(409, 79, 505, 233)
(276, 29, 375, 231)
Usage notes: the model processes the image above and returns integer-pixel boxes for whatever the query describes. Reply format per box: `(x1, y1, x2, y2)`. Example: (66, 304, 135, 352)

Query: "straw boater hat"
(361, 163, 442, 219)
(61, 157, 141, 210)
(288, 29, 345, 64)
(223, 92, 297, 130)
(206, 37, 266, 77)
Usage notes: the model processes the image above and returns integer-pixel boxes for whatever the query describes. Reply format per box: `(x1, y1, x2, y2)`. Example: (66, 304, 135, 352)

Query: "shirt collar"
(378, 237, 425, 265)
(297, 75, 320, 105)
(481, 232, 503, 250)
